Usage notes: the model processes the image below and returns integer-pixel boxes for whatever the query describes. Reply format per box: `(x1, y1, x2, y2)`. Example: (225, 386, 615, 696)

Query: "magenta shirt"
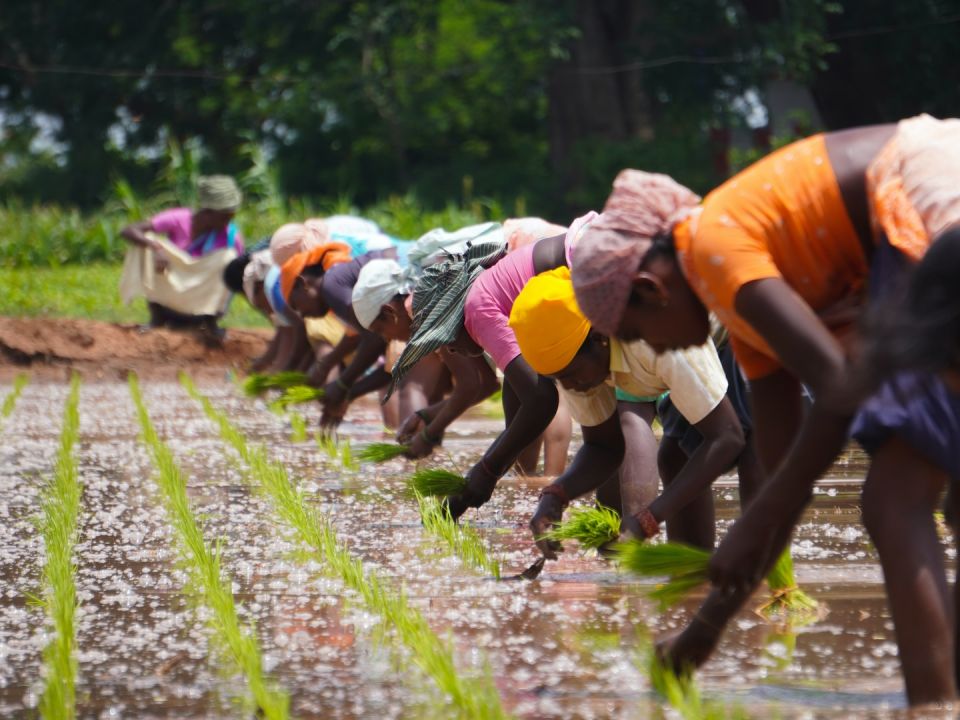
(150, 207, 245, 257)
(462, 212, 597, 372)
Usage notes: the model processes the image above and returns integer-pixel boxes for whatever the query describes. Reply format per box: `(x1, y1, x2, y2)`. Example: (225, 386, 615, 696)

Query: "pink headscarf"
(269, 219, 331, 266)
(571, 170, 700, 336)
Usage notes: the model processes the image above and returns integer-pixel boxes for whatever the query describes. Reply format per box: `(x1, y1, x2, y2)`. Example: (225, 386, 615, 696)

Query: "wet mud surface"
(0, 378, 933, 718)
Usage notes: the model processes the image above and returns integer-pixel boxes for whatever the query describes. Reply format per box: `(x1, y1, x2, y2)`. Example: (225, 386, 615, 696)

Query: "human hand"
(319, 397, 349, 434)
(530, 493, 566, 560)
(442, 460, 499, 521)
(707, 513, 776, 595)
(655, 615, 723, 675)
(396, 412, 425, 445)
(321, 379, 348, 409)
(405, 429, 436, 459)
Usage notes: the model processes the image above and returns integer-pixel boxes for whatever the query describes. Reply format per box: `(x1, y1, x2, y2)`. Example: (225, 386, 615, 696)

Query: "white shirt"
(561, 338, 728, 427)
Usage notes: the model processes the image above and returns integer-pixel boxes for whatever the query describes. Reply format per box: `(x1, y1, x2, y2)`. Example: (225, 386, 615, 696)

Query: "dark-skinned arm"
(645, 398, 744, 527)
(120, 219, 159, 249)
(321, 330, 387, 406)
(405, 350, 499, 458)
(445, 355, 558, 519)
(532, 413, 625, 558)
(307, 332, 361, 384)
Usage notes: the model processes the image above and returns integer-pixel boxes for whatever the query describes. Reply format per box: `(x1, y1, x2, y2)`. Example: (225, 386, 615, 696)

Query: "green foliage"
(289, 412, 308, 443)
(417, 493, 500, 579)
(268, 385, 325, 410)
(1, 373, 29, 420)
(128, 374, 290, 719)
(180, 375, 510, 718)
(409, 469, 467, 498)
(37, 373, 81, 720)
(241, 372, 310, 397)
(0, 264, 269, 327)
(539, 504, 620, 552)
(616, 541, 711, 610)
(357, 442, 410, 464)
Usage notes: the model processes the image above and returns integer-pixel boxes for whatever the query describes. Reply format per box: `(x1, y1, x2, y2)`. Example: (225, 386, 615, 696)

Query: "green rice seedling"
(129, 375, 290, 720)
(37, 373, 81, 720)
(616, 541, 711, 610)
(1, 373, 29, 419)
(539, 504, 620, 551)
(339, 438, 358, 471)
(409, 468, 467, 498)
(417, 493, 500, 579)
(267, 384, 325, 410)
(289, 412, 308, 443)
(241, 371, 309, 397)
(180, 376, 509, 719)
(357, 442, 410, 464)
(315, 431, 340, 460)
(758, 548, 819, 624)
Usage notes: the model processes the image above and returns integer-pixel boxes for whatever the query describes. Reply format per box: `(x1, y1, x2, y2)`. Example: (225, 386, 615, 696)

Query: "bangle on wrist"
(415, 408, 431, 424)
(538, 483, 570, 509)
(634, 507, 661, 539)
(479, 457, 499, 480)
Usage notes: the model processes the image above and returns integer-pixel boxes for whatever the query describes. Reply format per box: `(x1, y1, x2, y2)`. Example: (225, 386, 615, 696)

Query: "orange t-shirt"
(673, 134, 868, 379)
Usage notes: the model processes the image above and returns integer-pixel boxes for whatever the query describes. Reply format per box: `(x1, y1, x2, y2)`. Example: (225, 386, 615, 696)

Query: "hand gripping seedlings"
(241, 371, 309, 397)
(408, 468, 467, 498)
(268, 384, 325, 410)
(539, 504, 621, 552)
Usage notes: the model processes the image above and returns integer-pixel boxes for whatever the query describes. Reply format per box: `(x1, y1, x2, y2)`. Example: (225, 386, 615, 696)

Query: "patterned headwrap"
(385, 239, 508, 399)
(279, 242, 353, 302)
(197, 175, 242, 212)
(571, 170, 700, 336)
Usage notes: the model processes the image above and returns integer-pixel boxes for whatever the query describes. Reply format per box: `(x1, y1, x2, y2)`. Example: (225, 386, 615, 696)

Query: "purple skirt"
(851, 371, 960, 481)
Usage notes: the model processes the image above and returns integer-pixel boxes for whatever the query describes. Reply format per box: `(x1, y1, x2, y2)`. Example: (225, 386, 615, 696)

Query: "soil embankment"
(0, 316, 268, 381)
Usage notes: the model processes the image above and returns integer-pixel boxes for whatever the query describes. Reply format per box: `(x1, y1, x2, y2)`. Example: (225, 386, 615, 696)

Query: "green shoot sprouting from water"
(409, 468, 467, 498)
(37, 373, 81, 720)
(268, 384, 325, 410)
(616, 541, 711, 610)
(758, 548, 819, 624)
(1, 372, 29, 420)
(339, 438, 357, 471)
(289, 412, 308, 443)
(539, 504, 620, 552)
(179, 374, 510, 719)
(357, 442, 410, 464)
(417, 492, 500, 579)
(129, 374, 290, 720)
(242, 371, 309, 397)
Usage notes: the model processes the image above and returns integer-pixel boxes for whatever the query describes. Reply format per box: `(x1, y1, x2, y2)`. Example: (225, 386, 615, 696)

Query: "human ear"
(630, 272, 668, 308)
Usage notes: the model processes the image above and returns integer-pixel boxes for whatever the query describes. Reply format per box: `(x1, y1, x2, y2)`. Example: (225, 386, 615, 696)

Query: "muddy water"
(0, 378, 935, 718)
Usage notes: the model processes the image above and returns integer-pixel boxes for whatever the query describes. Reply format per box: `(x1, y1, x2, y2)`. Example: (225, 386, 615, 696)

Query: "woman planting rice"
(352, 258, 499, 458)
(508, 266, 755, 556)
(120, 175, 244, 342)
(388, 217, 592, 519)
(570, 114, 960, 705)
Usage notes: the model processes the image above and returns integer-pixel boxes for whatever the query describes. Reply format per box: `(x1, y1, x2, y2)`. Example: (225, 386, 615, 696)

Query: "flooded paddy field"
(0, 376, 936, 718)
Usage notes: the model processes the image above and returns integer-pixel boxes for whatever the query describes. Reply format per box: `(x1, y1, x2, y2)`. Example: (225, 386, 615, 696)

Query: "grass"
(241, 371, 310, 397)
(1, 264, 269, 327)
(758, 548, 819, 624)
(1, 372, 29, 420)
(268, 385, 325, 411)
(289, 412, 308, 443)
(181, 375, 510, 719)
(128, 374, 290, 719)
(539, 504, 620, 552)
(357, 442, 410, 464)
(417, 493, 501, 579)
(616, 541, 712, 610)
(409, 469, 467, 498)
(36, 373, 81, 720)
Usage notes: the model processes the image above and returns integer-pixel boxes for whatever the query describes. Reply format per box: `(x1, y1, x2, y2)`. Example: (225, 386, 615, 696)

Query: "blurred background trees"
(1, 0, 958, 217)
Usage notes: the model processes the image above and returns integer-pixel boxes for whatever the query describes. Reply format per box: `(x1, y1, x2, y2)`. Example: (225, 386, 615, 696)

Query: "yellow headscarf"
(509, 266, 591, 375)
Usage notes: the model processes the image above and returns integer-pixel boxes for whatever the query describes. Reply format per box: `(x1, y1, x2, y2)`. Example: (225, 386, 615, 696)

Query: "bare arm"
(120, 220, 158, 249)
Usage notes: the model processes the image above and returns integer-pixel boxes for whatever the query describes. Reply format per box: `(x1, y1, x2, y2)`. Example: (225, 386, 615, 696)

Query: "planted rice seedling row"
(1, 372, 29, 420)
(180, 376, 510, 719)
(416, 493, 501, 579)
(35, 373, 81, 720)
(128, 374, 290, 720)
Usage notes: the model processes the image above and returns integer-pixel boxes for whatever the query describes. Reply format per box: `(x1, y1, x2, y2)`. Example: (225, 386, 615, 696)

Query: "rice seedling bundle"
(616, 541, 711, 610)
(539, 504, 620, 551)
(758, 548, 819, 623)
(268, 384, 325, 410)
(357, 442, 410, 463)
(417, 493, 501, 579)
(409, 468, 467, 498)
(242, 371, 309, 397)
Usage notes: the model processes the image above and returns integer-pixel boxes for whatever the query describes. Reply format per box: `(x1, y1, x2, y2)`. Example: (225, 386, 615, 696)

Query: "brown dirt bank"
(0, 316, 269, 381)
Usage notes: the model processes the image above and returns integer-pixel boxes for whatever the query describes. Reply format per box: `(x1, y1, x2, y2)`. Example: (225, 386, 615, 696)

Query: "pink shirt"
(150, 207, 244, 257)
(462, 212, 597, 371)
